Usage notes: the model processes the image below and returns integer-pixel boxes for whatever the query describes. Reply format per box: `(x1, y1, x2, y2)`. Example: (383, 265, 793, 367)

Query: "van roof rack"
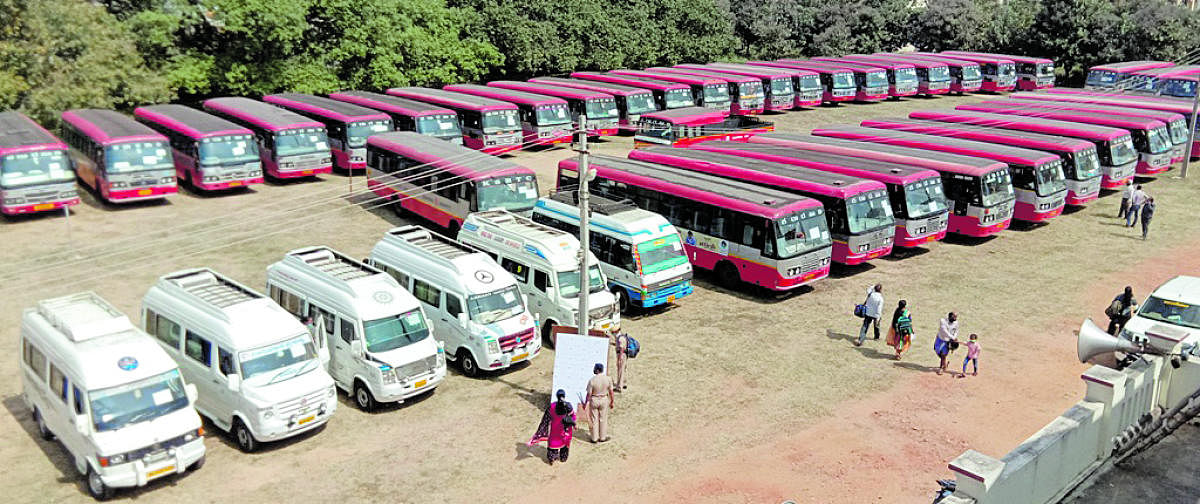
(296, 247, 376, 281)
(163, 269, 260, 309)
(471, 210, 566, 241)
(547, 191, 638, 216)
(36, 292, 133, 343)
(387, 226, 475, 260)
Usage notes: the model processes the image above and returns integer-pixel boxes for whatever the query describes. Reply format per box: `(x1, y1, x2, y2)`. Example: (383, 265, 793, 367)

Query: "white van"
(1121, 275, 1200, 347)
(457, 210, 620, 345)
(19, 292, 205, 501)
(532, 192, 694, 313)
(141, 268, 337, 452)
(367, 225, 539, 377)
(266, 246, 446, 411)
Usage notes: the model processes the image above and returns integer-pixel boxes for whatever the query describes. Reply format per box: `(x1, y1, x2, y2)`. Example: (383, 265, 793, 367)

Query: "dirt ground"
(2, 92, 1196, 503)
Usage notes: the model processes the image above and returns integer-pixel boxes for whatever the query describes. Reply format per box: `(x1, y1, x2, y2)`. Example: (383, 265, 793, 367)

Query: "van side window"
(49, 364, 68, 402)
(339, 318, 355, 343)
(413, 279, 441, 308)
(612, 242, 636, 272)
(445, 294, 463, 317)
(22, 338, 47, 379)
(311, 306, 334, 334)
(145, 308, 158, 335)
(382, 265, 410, 290)
(185, 331, 212, 366)
(155, 314, 183, 349)
(271, 284, 304, 316)
(534, 269, 549, 292)
(73, 386, 84, 415)
(501, 257, 529, 283)
(218, 348, 235, 376)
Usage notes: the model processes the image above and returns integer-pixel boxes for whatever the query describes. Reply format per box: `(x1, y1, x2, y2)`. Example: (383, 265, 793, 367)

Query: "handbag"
(562, 415, 576, 429)
(1105, 299, 1122, 319)
(854, 304, 867, 318)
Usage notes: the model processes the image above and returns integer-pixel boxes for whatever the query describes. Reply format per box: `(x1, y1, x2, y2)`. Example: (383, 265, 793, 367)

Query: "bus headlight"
(249, 170, 262, 178)
(280, 161, 295, 169)
(160, 176, 175, 184)
(4, 197, 25, 204)
(109, 181, 127, 189)
(204, 176, 220, 182)
(321, 157, 332, 164)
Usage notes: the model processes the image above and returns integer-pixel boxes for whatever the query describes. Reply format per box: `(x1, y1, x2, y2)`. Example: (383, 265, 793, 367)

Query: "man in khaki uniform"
(613, 332, 629, 391)
(585, 363, 614, 443)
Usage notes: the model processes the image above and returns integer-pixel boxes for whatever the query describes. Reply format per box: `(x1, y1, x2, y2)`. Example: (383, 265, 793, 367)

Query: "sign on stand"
(549, 326, 610, 418)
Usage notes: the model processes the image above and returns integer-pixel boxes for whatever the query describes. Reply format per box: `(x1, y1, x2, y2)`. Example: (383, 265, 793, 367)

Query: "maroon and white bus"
(366, 131, 539, 233)
(943, 52, 1055, 90)
(707, 62, 824, 108)
(746, 61, 857, 103)
(484, 81, 620, 136)
(1013, 91, 1200, 159)
(328, 91, 464, 145)
(0, 112, 78, 214)
(528, 77, 659, 131)
(883, 53, 983, 94)
(134, 104, 263, 191)
(202, 97, 332, 178)
(442, 84, 571, 145)
(558, 155, 832, 290)
(60, 109, 178, 203)
(814, 57, 920, 98)
(748, 133, 1015, 238)
(386, 87, 522, 154)
(839, 54, 951, 96)
(633, 107, 774, 148)
(691, 141, 950, 249)
(650, 66, 766, 114)
(262, 93, 392, 171)
(861, 117, 1101, 206)
(1085, 61, 1174, 90)
(779, 59, 890, 102)
(568, 72, 697, 112)
(609, 69, 733, 114)
(913, 52, 1015, 92)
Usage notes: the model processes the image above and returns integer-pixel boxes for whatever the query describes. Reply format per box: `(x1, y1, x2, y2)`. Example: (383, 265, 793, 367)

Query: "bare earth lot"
(2, 93, 1197, 503)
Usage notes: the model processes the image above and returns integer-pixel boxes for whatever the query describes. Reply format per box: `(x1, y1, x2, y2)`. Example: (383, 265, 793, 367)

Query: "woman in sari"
(528, 389, 576, 465)
(890, 300, 914, 360)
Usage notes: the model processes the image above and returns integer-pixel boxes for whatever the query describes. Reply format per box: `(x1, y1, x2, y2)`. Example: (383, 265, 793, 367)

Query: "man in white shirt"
(1126, 184, 1147, 227)
(936, 312, 959, 375)
(855, 284, 884, 346)
(1118, 181, 1134, 219)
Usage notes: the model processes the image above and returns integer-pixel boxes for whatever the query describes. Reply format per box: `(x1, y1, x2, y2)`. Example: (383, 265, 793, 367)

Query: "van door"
(329, 316, 357, 386)
(180, 330, 217, 417)
(213, 347, 238, 428)
(443, 292, 466, 352)
(45, 364, 77, 449)
(412, 278, 449, 347)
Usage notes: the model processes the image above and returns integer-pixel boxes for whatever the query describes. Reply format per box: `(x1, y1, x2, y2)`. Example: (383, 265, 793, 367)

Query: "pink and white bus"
(1013, 91, 1200, 159)
(746, 61, 857, 103)
(202, 97, 332, 179)
(441, 84, 571, 145)
(484, 81, 619, 136)
(366, 131, 539, 234)
(912, 52, 1015, 92)
(861, 117, 1101, 206)
(60, 109, 177, 203)
(691, 141, 950, 248)
(884, 53, 983, 94)
(839, 54, 951, 96)
(1157, 70, 1200, 99)
(706, 62, 823, 108)
(262, 93, 392, 171)
(327, 91, 464, 145)
(942, 52, 1054, 90)
(385, 87, 522, 154)
(633, 107, 774, 148)
(528, 77, 659, 131)
(568, 72, 696, 112)
(558, 155, 832, 290)
(908, 109, 1137, 189)
(816, 126, 1066, 224)
(0, 112, 78, 214)
(609, 69, 733, 114)
(778, 59, 890, 102)
(749, 133, 1014, 237)
(1086, 61, 1174, 90)
(1125, 65, 1200, 95)
(650, 66, 765, 114)
(134, 104, 263, 191)
(629, 147, 894, 265)
(814, 57, 920, 98)
(956, 101, 1173, 174)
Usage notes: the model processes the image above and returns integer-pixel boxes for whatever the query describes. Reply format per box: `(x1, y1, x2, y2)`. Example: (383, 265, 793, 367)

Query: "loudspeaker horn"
(1078, 318, 1141, 363)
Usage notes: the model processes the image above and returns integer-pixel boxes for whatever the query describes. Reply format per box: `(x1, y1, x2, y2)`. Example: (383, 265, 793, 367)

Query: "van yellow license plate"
(147, 465, 175, 479)
(137, 189, 152, 196)
(298, 415, 315, 425)
(668, 295, 676, 303)
(33, 203, 54, 211)
(511, 353, 529, 362)
(414, 379, 427, 389)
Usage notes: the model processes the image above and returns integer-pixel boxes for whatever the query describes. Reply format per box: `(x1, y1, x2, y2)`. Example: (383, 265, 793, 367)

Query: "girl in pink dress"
(528, 389, 576, 464)
(960, 334, 981, 377)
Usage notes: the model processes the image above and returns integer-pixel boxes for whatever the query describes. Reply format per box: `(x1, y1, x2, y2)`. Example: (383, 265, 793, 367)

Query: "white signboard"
(551, 333, 610, 410)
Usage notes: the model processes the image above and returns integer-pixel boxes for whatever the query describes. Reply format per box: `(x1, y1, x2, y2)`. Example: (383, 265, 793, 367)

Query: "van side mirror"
(185, 383, 199, 403)
(457, 312, 469, 328)
(317, 346, 330, 364)
(226, 374, 241, 393)
(74, 415, 88, 435)
(350, 339, 364, 356)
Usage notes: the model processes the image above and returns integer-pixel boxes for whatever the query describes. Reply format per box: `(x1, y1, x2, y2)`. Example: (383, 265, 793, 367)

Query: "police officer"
(586, 363, 614, 443)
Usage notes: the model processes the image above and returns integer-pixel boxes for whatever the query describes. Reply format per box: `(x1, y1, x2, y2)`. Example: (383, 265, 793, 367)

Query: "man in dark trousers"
(1107, 286, 1138, 335)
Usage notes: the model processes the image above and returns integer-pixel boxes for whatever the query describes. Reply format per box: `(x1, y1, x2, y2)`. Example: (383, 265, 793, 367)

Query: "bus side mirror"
(457, 312, 468, 328)
(185, 383, 199, 403)
(74, 415, 88, 435)
(226, 374, 241, 393)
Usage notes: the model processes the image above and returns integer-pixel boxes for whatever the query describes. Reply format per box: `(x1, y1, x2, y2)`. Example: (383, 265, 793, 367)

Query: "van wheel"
(542, 321, 558, 349)
(232, 418, 257, 453)
(86, 465, 112, 501)
(34, 408, 53, 441)
(188, 456, 205, 472)
(446, 221, 460, 238)
(613, 288, 631, 314)
(715, 262, 740, 288)
(353, 381, 377, 412)
(459, 350, 479, 378)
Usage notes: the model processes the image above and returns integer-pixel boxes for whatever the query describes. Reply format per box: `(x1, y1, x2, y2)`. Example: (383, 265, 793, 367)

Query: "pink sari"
(528, 401, 575, 449)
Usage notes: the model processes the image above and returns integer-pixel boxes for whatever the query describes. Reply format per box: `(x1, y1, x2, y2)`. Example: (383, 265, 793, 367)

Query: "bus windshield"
(999, 64, 1016, 77)
(962, 66, 982, 80)
(799, 75, 822, 92)
(739, 82, 764, 100)
(239, 335, 318, 385)
(198, 135, 260, 166)
(865, 72, 888, 88)
(1147, 126, 1172, 153)
(1109, 136, 1137, 165)
(585, 98, 620, 120)
(1036, 63, 1054, 78)
(626, 94, 658, 115)
(636, 234, 688, 275)
(1072, 149, 1102, 179)
(363, 309, 430, 353)
(1168, 120, 1187, 144)
(416, 114, 463, 138)
(346, 120, 392, 148)
(845, 190, 894, 234)
(1035, 161, 1067, 197)
(556, 265, 605, 298)
(703, 84, 731, 104)
(468, 285, 525, 324)
(832, 73, 855, 89)
(1137, 296, 1200, 329)
(105, 142, 173, 173)
(904, 178, 948, 218)
(274, 128, 328, 157)
(535, 105, 571, 126)
(476, 174, 538, 212)
(770, 78, 794, 96)
(482, 110, 520, 133)
(665, 89, 696, 108)
(929, 66, 951, 82)
(771, 208, 830, 259)
(89, 369, 189, 432)
(896, 68, 918, 84)
(981, 170, 1014, 206)
(1, 150, 74, 188)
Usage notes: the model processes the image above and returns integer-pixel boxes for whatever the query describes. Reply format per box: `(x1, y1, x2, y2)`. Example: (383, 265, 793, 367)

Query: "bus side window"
(500, 257, 530, 283)
(73, 386, 84, 415)
(590, 234, 613, 264)
(49, 364, 68, 402)
(184, 331, 212, 367)
(741, 218, 766, 248)
(533, 270, 549, 293)
(612, 242, 636, 272)
(1013, 167, 1035, 191)
(218, 348, 235, 376)
(558, 168, 579, 190)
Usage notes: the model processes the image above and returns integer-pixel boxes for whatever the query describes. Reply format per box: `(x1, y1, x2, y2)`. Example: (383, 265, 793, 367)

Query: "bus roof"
(528, 77, 654, 97)
(610, 69, 726, 87)
(1089, 61, 1173, 73)
(629, 147, 886, 199)
(386, 87, 518, 112)
(1011, 91, 1196, 116)
(909, 109, 1127, 141)
(703, 62, 817, 78)
(845, 54, 946, 70)
(942, 51, 1051, 65)
(134, 104, 252, 139)
(652, 67, 760, 84)
(443, 83, 567, 108)
(883, 53, 981, 69)
(569, 72, 691, 92)
(562, 155, 821, 219)
(780, 59, 883, 75)
(917, 52, 1014, 65)
(486, 81, 613, 101)
(690, 141, 939, 185)
(639, 106, 728, 125)
(61, 109, 166, 145)
(263, 93, 390, 124)
(750, 132, 1006, 178)
(958, 102, 1166, 130)
(328, 91, 456, 117)
(1134, 65, 1200, 77)
(202, 97, 324, 132)
(367, 131, 533, 180)
(861, 117, 1093, 153)
(814, 57, 913, 71)
(986, 98, 1184, 124)
(817, 125, 1060, 166)
(749, 60, 853, 76)
(0, 111, 66, 156)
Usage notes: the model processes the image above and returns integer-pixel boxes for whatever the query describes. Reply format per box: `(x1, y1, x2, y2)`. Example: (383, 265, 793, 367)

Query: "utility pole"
(1182, 87, 1200, 179)
(574, 114, 591, 335)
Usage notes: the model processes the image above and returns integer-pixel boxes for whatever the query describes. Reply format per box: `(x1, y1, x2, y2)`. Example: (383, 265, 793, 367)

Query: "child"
(959, 334, 980, 378)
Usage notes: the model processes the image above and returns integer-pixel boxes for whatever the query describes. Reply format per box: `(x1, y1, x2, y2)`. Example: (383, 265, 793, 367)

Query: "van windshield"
(1137, 296, 1200, 329)
(90, 369, 189, 432)
(556, 265, 605, 298)
(239, 335, 318, 386)
(469, 285, 525, 324)
(363, 309, 429, 353)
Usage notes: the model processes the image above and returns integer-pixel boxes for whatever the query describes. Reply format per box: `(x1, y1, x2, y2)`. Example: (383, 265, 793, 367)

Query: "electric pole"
(1182, 86, 1199, 179)
(574, 114, 591, 334)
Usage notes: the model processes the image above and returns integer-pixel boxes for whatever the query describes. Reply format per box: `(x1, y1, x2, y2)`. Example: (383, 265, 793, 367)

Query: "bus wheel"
(391, 199, 408, 217)
(458, 350, 479, 378)
(354, 380, 377, 412)
(86, 465, 113, 501)
(232, 418, 257, 453)
(34, 408, 53, 440)
(446, 221, 460, 238)
(613, 287, 630, 314)
(715, 262, 740, 289)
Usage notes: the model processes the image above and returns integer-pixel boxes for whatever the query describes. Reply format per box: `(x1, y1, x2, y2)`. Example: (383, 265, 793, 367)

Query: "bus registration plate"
(137, 189, 152, 196)
(229, 181, 242, 187)
(302, 170, 313, 176)
(33, 203, 54, 211)
(147, 465, 175, 479)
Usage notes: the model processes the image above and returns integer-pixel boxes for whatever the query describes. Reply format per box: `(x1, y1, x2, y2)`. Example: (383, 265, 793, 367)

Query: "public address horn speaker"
(1078, 318, 1141, 363)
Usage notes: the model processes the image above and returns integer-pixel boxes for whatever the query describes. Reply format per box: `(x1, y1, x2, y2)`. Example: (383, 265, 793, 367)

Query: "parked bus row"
(1084, 60, 1200, 98)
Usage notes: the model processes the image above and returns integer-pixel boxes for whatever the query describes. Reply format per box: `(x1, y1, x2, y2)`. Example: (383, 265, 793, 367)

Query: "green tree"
(1115, 0, 1200, 65)
(729, 0, 818, 59)
(908, 0, 986, 51)
(1023, 0, 1122, 84)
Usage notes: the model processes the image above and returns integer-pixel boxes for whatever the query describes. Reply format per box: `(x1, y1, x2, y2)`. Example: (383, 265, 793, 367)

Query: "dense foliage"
(2, 0, 1199, 128)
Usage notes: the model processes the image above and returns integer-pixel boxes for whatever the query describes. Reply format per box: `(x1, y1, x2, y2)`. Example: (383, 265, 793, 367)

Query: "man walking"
(856, 284, 884, 347)
(613, 332, 630, 392)
(1140, 196, 1156, 240)
(1118, 180, 1134, 219)
(935, 312, 959, 376)
(585, 363, 614, 443)
(1126, 185, 1147, 227)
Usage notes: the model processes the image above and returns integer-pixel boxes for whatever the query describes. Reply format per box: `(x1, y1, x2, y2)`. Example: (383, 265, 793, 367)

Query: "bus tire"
(353, 380, 377, 412)
(86, 465, 113, 501)
(232, 417, 257, 453)
(715, 262, 740, 288)
(446, 221, 460, 238)
(34, 408, 54, 440)
(391, 199, 408, 217)
(542, 320, 558, 349)
(613, 287, 630, 314)
(458, 349, 479, 378)
(188, 455, 205, 472)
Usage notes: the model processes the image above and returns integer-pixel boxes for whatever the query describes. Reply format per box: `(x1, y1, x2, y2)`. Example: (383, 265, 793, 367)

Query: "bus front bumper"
(1, 197, 79, 215)
(630, 281, 694, 308)
(106, 185, 177, 202)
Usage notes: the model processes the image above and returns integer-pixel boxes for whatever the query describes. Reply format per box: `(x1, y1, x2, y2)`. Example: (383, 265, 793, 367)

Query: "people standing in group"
(612, 331, 630, 392)
(934, 312, 959, 375)
(585, 363, 614, 443)
(890, 300, 914, 361)
(1125, 184, 1147, 228)
(959, 334, 981, 378)
(1117, 180, 1134, 219)
(1140, 196, 1156, 240)
(1106, 286, 1138, 335)
(527, 389, 576, 465)
(855, 284, 884, 347)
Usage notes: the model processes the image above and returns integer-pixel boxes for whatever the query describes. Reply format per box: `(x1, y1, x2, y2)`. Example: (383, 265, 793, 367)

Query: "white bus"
(367, 225, 539, 377)
(457, 210, 621, 346)
(266, 246, 446, 411)
(20, 292, 205, 500)
(141, 268, 337, 452)
(532, 193, 694, 313)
